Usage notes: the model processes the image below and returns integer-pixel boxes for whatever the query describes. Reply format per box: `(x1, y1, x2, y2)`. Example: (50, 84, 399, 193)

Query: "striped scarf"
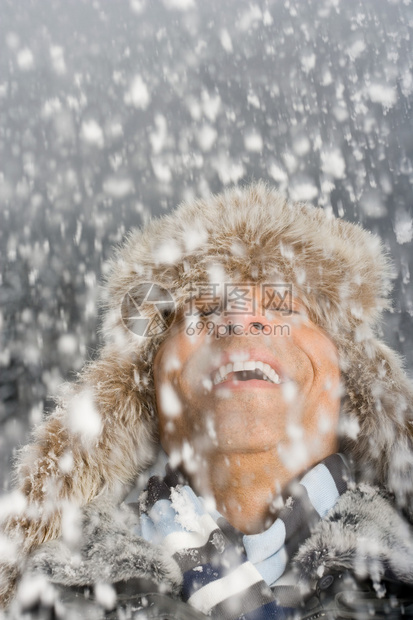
(133, 454, 351, 619)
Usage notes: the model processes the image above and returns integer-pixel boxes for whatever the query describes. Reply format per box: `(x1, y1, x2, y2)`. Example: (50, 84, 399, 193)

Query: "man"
(152, 282, 342, 536)
(2, 183, 413, 618)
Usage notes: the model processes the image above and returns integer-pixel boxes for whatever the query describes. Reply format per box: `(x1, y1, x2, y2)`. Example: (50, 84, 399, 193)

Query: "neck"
(187, 449, 304, 534)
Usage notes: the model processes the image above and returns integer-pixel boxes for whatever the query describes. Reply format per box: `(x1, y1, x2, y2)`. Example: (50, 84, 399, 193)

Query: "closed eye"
(199, 309, 218, 317)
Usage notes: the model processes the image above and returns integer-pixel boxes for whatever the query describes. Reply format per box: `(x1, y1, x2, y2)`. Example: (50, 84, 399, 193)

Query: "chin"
(214, 442, 278, 454)
(212, 428, 282, 454)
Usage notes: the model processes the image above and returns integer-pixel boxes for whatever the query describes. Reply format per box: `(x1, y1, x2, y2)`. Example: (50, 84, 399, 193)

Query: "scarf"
(130, 453, 351, 619)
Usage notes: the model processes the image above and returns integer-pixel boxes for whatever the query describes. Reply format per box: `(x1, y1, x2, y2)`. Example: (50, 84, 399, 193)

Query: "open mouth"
(212, 361, 281, 386)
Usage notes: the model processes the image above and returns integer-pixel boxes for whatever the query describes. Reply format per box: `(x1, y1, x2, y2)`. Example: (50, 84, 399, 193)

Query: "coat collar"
(292, 483, 413, 590)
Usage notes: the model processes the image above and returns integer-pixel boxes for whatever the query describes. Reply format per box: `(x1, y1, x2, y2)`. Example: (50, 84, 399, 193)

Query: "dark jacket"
(12, 483, 413, 619)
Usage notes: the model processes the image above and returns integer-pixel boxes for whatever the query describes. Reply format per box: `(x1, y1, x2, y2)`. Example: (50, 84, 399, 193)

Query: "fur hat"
(2, 182, 413, 605)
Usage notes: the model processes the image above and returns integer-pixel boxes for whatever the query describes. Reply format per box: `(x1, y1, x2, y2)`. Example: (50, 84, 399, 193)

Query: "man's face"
(153, 284, 341, 477)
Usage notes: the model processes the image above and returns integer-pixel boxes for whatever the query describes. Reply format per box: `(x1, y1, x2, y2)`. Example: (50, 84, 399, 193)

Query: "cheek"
(294, 327, 341, 401)
(154, 331, 189, 392)
(315, 343, 341, 395)
(153, 332, 208, 448)
(308, 346, 341, 436)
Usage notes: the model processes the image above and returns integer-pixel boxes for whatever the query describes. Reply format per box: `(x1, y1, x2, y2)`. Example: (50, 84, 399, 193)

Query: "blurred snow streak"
(0, 0, 413, 489)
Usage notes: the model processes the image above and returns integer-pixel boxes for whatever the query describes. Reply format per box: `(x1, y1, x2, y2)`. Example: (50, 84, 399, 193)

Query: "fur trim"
(21, 486, 413, 602)
(24, 501, 182, 593)
(293, 484, 413, 587)
(102, 183, 393, 343)
(338, 337, 413, 510)
(2, 182, 413, 607)
(3, 348, 157, 546)
(0, 348, 158, 606)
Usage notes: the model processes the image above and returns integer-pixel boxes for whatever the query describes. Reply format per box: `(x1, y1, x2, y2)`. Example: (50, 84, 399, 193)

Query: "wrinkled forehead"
(121, 281, 296, 328)
(179, 282, 297, 315)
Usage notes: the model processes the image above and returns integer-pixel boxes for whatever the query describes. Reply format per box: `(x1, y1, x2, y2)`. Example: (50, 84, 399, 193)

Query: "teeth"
(212, 360, 282, 385)
(271, 370, 281, 384)
(219, 365, 227, 378)
(262, 363, 281, 384)
(262, 363, 272, 378)
(244, 361, 256, 371)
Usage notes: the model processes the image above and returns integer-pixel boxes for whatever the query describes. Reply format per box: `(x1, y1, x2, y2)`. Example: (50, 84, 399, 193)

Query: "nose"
(216, 284, 275, 336)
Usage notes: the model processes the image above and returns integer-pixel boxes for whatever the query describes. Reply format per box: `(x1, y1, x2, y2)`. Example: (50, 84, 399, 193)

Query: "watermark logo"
(184, 283, 293, 318)
(185, 321, 291, 339)
(121, 283, 176, 337)
(121, 282, 294, 338)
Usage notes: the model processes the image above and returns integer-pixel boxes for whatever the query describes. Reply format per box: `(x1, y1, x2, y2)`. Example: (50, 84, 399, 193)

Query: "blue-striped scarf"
(131, 453, 351, 619)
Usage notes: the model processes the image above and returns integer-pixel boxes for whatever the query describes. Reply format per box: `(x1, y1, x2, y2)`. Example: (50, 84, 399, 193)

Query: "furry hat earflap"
(2, 182, 413, 607)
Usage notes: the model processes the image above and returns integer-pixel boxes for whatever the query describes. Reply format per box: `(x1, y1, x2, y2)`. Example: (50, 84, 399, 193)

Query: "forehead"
(183, 282, 296, 312)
